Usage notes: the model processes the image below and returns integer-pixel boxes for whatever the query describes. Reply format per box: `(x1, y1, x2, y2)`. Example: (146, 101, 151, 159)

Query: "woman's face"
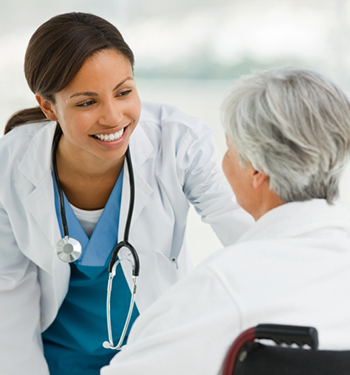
(39, 49, 141, 167)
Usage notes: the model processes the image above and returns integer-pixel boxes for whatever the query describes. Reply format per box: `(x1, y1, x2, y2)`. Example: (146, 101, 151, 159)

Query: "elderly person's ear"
(252, 169, 268, 189)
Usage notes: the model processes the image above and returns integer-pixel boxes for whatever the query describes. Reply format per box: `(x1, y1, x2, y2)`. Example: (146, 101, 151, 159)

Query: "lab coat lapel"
(18, 122, 63, 275)
(118, 125, 153, 261)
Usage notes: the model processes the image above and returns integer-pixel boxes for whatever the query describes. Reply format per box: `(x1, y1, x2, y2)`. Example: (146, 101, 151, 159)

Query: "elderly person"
(101, 68, 350, 375)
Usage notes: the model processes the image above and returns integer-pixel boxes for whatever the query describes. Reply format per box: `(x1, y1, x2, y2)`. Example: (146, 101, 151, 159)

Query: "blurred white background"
(1, 0, 350, 264)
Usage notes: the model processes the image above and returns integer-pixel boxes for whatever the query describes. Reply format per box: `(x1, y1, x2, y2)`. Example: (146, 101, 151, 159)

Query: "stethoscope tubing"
(108, 147, 140, 277)
(52, 127, 69, 237)
(52, 125, 140, 350)
(104, 261, 138, 350)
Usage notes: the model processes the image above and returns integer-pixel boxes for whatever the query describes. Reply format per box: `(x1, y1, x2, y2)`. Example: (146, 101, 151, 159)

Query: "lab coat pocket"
(155, 251, 180, 293)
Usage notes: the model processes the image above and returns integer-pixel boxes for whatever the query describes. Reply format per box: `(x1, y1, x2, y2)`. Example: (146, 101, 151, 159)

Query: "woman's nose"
(99, 100, 123, 126)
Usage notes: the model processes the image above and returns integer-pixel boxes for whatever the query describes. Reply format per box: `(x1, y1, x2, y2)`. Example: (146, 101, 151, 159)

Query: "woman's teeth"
(94, 128, 124, 142)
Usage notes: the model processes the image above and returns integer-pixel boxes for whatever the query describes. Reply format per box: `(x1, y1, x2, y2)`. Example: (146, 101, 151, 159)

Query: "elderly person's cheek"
(222, 151, 234, 188)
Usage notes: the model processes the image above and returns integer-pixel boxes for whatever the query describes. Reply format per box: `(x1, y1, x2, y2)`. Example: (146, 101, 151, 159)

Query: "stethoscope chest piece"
(56, 236, 82, 263)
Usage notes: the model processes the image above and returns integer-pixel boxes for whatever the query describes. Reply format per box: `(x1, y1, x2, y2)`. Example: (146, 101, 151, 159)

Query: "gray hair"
(221, 67, 350, 203)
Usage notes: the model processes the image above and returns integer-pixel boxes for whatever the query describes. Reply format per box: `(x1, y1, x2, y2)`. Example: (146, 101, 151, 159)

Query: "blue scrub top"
(43, 170, 139, 375)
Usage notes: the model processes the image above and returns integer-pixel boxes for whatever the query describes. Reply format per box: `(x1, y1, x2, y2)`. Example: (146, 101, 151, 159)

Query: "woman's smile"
(92, 128, 125, 142)
(90, 125, 129, 148)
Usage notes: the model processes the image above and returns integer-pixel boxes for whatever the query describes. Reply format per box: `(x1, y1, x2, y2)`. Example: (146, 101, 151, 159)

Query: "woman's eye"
(77, 100, 95, 107)
(117, 90, 132, 97)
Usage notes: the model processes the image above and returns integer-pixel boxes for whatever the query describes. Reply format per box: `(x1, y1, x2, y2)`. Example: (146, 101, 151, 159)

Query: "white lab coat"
(0, 101, 252, 375)
(102, 199, 350, 375)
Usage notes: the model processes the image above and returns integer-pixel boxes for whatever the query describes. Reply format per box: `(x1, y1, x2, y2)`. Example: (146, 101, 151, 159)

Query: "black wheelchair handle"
(255, 324, 319, 349)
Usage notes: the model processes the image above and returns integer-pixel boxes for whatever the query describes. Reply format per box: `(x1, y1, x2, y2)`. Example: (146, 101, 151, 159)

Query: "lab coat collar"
(237, 199, 350, 244)
(19, 121, 56, 186)
(18, 119, 153, 187)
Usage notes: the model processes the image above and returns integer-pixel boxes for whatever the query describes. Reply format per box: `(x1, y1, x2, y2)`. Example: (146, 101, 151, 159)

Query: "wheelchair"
(222, 324, 350, 375)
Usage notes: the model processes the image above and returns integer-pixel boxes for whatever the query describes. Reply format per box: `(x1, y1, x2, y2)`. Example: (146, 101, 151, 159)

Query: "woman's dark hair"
(4, 12, 134, 134)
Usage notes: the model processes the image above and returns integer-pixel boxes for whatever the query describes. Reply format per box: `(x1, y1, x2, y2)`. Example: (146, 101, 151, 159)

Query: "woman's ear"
(252, 169, 268, 189)
(35, 94, 58, 121)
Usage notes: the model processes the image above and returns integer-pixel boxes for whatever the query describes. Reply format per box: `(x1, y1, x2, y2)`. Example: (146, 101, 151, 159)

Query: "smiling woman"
(36, 50, 141, 210)
(0, 11, 252, 375)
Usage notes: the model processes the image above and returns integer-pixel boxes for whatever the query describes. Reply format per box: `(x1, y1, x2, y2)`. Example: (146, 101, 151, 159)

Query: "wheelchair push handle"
(222, 324, 319, 375)
(255, 324, 319, 349)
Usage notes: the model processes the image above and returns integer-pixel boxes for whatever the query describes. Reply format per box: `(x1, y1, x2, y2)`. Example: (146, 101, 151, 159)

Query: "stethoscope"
(52, 126, 140, 350)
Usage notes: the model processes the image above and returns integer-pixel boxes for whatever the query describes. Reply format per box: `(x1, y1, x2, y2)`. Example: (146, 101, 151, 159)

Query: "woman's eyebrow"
(112, 76, 134, 91)
(68, 77, 134, 99)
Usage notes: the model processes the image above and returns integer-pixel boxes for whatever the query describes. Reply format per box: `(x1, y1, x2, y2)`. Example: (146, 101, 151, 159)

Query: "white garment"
(102, 199, 350, 375)
(0, 101, 253, 375)
(70, 204, 103, 237)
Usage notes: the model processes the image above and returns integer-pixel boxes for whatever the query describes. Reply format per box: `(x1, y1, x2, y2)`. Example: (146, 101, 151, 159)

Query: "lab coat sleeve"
(178, 122, 253, 246)
(0, 202, 49, 375)
(100, 264, 242, 375)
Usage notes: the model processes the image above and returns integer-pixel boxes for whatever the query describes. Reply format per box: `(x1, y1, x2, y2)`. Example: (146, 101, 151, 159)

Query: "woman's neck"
(55, 136, 124, 210)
